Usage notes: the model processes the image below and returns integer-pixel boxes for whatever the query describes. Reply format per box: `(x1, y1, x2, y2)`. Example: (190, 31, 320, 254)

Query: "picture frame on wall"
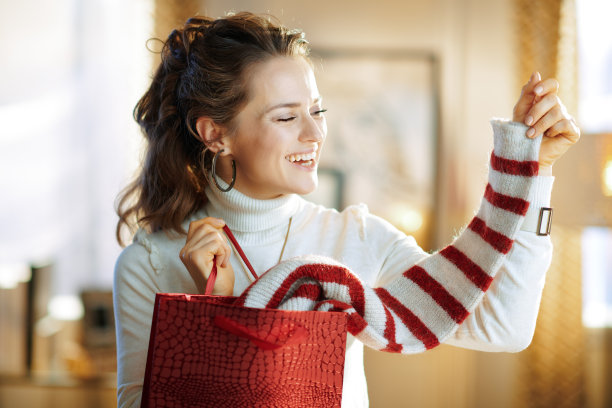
(310, 49, 440, 250)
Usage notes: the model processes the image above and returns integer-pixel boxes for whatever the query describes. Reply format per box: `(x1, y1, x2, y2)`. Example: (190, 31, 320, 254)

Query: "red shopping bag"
(141, 226, 348, 408)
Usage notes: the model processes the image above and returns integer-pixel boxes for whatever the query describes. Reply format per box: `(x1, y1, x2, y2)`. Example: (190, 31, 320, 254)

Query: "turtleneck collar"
(203, 182, 301, 240)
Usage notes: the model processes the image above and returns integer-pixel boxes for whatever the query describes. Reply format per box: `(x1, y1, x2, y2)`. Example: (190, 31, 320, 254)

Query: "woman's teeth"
(286, 152, 316, 164)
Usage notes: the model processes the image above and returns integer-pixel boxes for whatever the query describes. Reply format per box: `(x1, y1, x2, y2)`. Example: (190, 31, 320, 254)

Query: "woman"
(113, 12, 579, 407)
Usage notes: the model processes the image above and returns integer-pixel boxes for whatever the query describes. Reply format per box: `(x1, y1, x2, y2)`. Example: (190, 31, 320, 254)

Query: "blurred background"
(1, 0, 611, 407)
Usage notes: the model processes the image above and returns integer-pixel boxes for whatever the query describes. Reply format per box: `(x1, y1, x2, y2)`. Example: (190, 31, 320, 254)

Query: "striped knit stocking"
(236, 120, 542, 353)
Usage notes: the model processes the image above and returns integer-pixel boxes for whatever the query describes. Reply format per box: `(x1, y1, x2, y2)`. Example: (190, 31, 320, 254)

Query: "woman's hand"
(512, 72, 581, 172)
(180, 217, 234, 296)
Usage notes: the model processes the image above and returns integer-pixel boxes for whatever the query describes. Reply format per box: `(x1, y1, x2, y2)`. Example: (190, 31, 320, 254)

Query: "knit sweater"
(113, 120, 554, 408)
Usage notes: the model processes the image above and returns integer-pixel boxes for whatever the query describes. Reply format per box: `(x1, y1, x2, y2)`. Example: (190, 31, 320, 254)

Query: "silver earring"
(211, 149, 236, 192)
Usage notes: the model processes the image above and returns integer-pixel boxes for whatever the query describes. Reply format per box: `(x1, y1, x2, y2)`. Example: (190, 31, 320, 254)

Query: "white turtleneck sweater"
(114, 124, 554, 408)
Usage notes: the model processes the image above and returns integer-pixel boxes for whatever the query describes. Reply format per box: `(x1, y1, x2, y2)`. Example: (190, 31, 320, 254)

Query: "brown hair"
(115, 12, 310, 246)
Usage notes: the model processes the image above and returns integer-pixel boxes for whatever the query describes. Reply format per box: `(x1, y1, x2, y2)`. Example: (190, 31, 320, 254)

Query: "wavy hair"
(115, 12, 310, 246)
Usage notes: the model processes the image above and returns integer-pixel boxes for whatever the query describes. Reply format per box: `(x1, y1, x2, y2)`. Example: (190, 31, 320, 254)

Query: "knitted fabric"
(236, 121, 542, 353)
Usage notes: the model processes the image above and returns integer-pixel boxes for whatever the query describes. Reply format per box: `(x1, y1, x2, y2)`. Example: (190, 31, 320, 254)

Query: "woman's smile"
(285, 149, 318, 170)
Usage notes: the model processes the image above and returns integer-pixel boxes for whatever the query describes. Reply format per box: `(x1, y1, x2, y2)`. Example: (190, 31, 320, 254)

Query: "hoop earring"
(211, 149, 236, 192)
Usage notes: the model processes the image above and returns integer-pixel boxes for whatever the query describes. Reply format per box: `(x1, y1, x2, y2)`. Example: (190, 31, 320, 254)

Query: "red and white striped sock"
(236, 120, 542, 353)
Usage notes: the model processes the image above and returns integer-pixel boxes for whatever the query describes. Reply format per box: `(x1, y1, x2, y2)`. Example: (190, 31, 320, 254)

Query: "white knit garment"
(114, 119, 554, 408)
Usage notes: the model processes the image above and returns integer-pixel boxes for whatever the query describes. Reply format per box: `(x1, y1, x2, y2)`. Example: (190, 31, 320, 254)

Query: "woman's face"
(223, 56, 327, 199)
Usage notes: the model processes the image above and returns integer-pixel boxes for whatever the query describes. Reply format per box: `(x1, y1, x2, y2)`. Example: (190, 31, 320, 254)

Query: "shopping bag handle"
(204, 263, 218, 295)
(222, 225, 258, 280)
(204, 224, 258, 296)
(213, 315, 309, 350)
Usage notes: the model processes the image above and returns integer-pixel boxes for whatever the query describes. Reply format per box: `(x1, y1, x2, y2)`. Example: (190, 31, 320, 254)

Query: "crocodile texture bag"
(141, 226, 348, 408)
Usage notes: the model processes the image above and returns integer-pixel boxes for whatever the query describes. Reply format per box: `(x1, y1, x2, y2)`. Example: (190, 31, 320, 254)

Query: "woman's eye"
(277, 116, 296, 122)
(312, 109, 327, 117)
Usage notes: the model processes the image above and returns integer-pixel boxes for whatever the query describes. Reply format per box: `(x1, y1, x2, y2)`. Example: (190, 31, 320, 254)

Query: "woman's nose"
(298, 116, 326, 143)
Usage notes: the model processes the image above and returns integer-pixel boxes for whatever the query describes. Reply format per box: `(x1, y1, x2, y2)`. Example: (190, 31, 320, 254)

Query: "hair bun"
(166, 29, 187, 63)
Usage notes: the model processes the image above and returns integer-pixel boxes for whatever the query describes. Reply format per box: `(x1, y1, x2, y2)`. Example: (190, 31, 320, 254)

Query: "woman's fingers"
(179, 217, 231, 280)
(183, 218, 227, 262)
(525, 93, 559, 125)
(181, 231, 230, 269)
(180, 228, 234, 296)
(511, 73, 580, 168)
(186, 217, 224, 241)
(525, 96, 565, 138)
(543, 117, 581, 142)
(513, 72, 541, 122)
(180, 216, 234, 295)
(183, 223, 226, 254)
(532, 77, 559, 98)
(184, 234, 231, 268)
(512, 74, 561, 126)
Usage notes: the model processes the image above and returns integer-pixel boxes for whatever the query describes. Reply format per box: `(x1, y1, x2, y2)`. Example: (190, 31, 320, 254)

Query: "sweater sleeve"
(375, 175, 554, 352)
(113, 238, 160, 408)
(444, 174, 553, 352)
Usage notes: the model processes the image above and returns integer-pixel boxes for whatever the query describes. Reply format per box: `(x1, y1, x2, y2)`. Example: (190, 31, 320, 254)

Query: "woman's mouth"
(285, 151, 317, 168)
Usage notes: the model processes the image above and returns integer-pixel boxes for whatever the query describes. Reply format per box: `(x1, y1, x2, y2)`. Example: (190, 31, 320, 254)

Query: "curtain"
(515, 0, 578, 115)
(514, 1, 585, 406)
(517, 226, 586, 407)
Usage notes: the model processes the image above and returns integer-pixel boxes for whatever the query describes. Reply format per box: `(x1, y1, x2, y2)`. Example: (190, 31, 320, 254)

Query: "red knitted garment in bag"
(236, 121, 543, 353)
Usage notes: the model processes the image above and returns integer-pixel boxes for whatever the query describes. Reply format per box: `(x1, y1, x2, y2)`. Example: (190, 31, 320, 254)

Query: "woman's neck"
(203, 184, 300, 235)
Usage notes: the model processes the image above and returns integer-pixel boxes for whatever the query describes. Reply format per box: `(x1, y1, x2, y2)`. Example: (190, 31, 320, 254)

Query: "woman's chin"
(291, 179, 318, 196)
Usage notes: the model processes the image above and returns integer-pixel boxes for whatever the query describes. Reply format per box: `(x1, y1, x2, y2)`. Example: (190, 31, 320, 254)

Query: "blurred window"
(576, 0, 612, 133)
(581, 227, 612, 328)
(0, 1, 152, 301)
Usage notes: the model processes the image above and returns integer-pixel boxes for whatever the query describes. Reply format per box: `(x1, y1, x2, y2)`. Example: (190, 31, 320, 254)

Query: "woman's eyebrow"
(263, 97, 323, 114)
(264, 102, 301, 114)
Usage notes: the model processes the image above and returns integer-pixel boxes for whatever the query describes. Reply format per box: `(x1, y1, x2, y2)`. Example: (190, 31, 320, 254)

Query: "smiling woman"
(113, 11, 579, 408)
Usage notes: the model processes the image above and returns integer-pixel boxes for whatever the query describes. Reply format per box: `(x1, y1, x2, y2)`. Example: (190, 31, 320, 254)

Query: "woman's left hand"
(512, 72, 581, 171)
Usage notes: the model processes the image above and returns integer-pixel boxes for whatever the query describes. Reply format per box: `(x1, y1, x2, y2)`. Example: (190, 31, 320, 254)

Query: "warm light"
(48, 295, 84, 321)
(603, 160, 612, 196)
(582, 227, 612, 328)
(577, 0, 612, 133)
(389, 205, 424, 233)
(583, 304, 612, 329)
(0, 263, 31, 289)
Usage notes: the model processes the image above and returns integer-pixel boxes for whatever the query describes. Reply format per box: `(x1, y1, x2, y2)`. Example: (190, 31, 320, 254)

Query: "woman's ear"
(195, 117, 232, 154)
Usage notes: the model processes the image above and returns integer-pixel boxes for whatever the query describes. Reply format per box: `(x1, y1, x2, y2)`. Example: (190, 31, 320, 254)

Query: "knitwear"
(113, 119, 554, 407)
(235, 118, 543, 353)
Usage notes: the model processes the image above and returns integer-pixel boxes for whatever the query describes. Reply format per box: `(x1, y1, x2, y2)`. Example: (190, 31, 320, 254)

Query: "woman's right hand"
(512, 72, 580, 171)
(180, 217, 235, 296)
